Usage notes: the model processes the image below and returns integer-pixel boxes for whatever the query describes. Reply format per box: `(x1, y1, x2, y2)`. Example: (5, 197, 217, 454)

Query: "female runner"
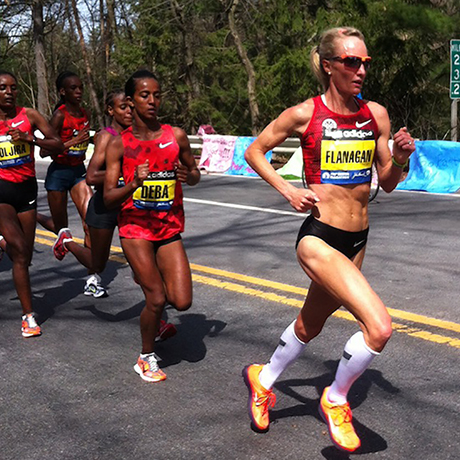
(104, 70, 200, 382)
(242, 27, 415, 452)
(37, 71, 94, 278)
(0, 70, 64, 337)
(57, 89, 134, 298)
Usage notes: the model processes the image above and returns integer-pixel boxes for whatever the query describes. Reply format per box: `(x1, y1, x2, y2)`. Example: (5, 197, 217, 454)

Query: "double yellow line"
(36, 229, 460, 349)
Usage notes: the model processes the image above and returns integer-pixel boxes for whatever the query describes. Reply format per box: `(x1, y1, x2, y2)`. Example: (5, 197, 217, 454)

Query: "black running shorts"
(85, 190, 119, 230)
(0, 177, 38, 213)
(296, 215, 369, 259)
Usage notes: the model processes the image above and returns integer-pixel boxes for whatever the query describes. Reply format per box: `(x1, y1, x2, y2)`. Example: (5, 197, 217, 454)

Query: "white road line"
(37, 178, 303, 216)
(184, 197, 304, 217)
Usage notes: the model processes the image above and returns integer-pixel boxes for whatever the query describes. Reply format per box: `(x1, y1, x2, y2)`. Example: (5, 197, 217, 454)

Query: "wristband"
(392, 157, 408, 169)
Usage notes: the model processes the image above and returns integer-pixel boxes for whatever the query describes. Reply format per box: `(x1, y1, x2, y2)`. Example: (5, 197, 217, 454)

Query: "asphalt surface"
(1, 163, 459, 460)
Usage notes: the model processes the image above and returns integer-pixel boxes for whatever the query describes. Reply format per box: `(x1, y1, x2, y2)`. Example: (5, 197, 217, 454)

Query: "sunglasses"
(327, 54, 372, 71)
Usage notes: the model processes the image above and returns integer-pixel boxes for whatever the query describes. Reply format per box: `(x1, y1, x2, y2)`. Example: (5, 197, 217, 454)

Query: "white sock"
(259, 320, 307, 390)
(87, 273, 101, 284)
(328, 331, 380, 405)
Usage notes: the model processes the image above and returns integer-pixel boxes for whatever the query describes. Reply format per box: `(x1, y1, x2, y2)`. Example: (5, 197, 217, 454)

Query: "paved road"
(1, 164, 459, 459)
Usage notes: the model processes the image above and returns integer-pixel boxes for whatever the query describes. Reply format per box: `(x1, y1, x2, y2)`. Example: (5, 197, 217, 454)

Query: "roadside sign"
(450, 39, 460, 99)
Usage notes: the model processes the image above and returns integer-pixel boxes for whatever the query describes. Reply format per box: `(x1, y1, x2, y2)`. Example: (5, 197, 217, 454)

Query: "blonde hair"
(310, 27, 365, 90)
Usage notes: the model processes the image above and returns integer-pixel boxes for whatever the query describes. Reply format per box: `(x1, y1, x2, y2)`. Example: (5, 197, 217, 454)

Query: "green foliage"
(3, 0, 460, 138)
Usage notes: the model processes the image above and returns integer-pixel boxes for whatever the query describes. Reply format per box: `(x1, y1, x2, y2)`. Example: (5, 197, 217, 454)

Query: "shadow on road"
(271, 359, 400, 456)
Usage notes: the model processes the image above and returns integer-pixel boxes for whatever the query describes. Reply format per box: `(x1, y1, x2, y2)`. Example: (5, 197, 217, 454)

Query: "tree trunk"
(100, 0, 108, 117)
(32, 0, 50, 116)
(106, 0, 118, 37)
(224, 0, 261, 135)
(69, 0, 104, 127)
(170, 0, 201, 132)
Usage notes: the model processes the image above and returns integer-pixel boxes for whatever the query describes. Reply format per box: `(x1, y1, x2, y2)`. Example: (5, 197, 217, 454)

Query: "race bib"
(0, 135, 32, 168)
(320, 131, 375, 184)
(68, 140, 89, 156)
(133, 170, 176, 211)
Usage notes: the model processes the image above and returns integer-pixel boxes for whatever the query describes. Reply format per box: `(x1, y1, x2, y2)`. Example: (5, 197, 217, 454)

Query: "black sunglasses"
(327, 54, 372, 71)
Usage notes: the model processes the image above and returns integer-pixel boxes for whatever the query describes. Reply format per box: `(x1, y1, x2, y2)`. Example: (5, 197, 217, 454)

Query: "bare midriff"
(308, 182, 369, 232)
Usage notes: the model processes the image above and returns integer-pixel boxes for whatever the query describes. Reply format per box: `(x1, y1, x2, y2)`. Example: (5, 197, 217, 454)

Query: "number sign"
(451, 40, 460, 99)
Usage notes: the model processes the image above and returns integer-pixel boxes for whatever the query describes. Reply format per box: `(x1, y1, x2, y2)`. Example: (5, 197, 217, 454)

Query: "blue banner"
(225, 136, 272, 177)
(397, 140, 460, 193)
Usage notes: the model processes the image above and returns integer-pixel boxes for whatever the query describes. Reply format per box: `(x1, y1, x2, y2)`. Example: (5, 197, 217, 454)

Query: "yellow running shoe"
(242, 364, 276, 432)
(134, 353, 166, 383)
(319, 386, 361, 452)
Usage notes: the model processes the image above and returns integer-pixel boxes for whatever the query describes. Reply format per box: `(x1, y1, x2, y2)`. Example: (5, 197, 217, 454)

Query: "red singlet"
(54, 104, 89, 166)
(118, 125, 184, 241)
(0, 107, 35, 183)
(302, 96, 379, 185)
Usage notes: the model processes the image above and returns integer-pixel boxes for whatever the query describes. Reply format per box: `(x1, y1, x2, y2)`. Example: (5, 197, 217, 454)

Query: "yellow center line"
(192, 274, 460, 349)
(34, 229, 460, 346)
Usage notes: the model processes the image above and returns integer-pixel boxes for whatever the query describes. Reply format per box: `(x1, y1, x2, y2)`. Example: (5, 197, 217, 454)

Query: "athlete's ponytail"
(54, 70, 79, 111)
(311, 27, 365, 91)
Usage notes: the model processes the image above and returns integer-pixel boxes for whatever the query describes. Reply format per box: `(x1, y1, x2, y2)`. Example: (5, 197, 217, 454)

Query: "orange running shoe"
(21, 313, 42, 338)
(134, 353, 166, 383)
(319, 386, 361, 452)
(242, 364, 276, 432)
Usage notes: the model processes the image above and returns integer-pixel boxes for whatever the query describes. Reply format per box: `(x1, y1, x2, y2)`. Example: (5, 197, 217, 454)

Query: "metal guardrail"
(188, 135, 300, 155)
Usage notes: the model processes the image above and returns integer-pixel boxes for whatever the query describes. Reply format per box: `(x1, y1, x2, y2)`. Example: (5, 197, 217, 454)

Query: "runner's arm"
(245, 102, 319, 212)
(9, 108, 65, 154)
(38, 109, 65, 158)
(369, 102, 415, 192)
(174, 127, 200, 186)
(86, 130, 111, 186)
(103, 136, 149, 209)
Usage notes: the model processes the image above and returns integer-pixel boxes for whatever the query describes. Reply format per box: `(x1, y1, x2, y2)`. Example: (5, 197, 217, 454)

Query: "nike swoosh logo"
(356, 120, 371, 128)
(28, 199, 36, 205)
(354, 239, 366, 247)
(159, 142, 173, 149)
(83, 121, 89, 126)
(11, 120, 24, 128)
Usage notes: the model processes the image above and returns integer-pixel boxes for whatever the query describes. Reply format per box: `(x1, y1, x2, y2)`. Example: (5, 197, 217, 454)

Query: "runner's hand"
(73, 129, 90, 144)
(393, 127, 415, 164)
(288, 187, 319, 213)
(7, 128, 32, 143)
(175, 163, 188, 183)
(134, 159, 149, 186)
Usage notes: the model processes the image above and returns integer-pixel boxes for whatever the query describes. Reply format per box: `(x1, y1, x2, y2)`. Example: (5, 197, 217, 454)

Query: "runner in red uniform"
(37, 71, 94, 278)
(104, 70, 200, 382)
(242, 27, 415, 451)
(0, 70, 64, 337)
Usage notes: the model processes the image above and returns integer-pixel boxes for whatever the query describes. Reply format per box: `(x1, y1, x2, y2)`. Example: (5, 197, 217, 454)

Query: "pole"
(452, 99, 458, 142)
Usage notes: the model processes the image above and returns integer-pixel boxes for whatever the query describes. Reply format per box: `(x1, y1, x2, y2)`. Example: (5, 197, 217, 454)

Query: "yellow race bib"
(133, 170, 176, 211)
(0, 135, 32, 169)
(68, 140, 89, 156)
(320, 133, 375, 184)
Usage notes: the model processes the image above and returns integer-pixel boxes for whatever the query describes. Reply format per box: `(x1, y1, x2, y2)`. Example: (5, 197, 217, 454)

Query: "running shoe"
(155, 320, 177, 342)
(84, 274, 108, 298)
(134, 353, 167, 383)
(319, 386, 361, 452)
(242, 364, 276, 432)
(21, 313, 42, 338)
(53, 228, 73, 261)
